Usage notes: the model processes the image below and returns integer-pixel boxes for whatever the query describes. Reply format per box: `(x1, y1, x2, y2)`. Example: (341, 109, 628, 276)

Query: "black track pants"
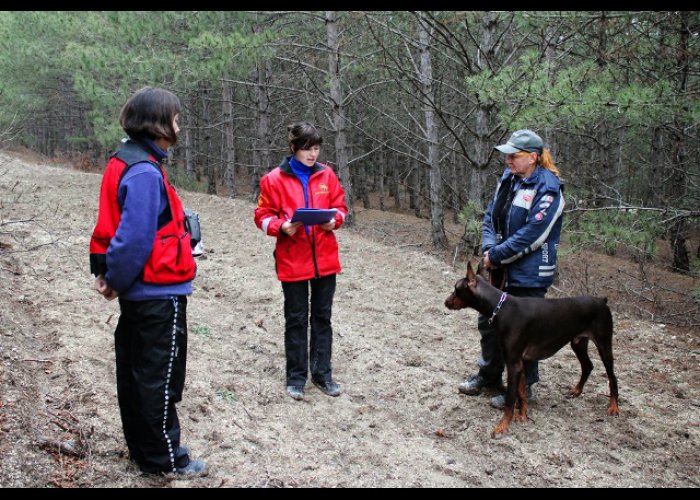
(114, 296, 189, 473)
(282, 274, 336, 386)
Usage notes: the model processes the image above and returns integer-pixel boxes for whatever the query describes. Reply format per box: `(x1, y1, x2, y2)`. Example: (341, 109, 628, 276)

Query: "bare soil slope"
(0, 153, 698, 487)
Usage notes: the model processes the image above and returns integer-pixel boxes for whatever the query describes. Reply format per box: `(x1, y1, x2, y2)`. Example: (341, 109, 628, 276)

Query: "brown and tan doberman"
(445, 261, 619, 438)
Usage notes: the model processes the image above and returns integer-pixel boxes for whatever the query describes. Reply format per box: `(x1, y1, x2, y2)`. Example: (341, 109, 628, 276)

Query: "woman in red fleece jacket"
(254, 121, 348, 401)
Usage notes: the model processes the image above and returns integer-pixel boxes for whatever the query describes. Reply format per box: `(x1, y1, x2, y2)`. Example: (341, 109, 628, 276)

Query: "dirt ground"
(0, 152, 698, 488)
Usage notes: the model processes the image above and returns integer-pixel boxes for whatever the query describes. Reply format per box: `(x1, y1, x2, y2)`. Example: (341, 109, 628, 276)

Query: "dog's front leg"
(515, 371, 528, 423)
(492, 407, 514, 438)
(492, 362, 521, 438)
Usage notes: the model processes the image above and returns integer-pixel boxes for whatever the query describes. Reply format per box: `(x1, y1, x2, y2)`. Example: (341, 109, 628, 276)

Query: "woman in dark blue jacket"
(458, 129, 565, 409)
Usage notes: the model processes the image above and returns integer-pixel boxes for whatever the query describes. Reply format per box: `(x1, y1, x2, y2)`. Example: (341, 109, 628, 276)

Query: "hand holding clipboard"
(290, 208, 338, 226)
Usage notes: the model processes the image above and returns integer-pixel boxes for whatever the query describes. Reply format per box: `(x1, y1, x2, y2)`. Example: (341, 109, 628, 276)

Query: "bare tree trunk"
(422, 163, 430, 218)
(359, 159, 371, 208)
(669, 138, 690, 272)
(451, 149, 460, 223)
(670, 11, 691, 273)
(616, 128, 627, 199)
(252, 73, 272, 198)
(418, 12, 447, 248)
(222, 80, 236, 198)
(392, 153, 401, 210)
(469, 11, 497, 208)
(597, 121, 611, 205)
(326, 11, 354, 225)
(591, 12, 611, 205)
(543, 25, 560, 168)
(670, 219, 689, 273)
(200, 83, 215, 195)
(253, 52, 272, 201)
(647, 126, 663, 206)
(168, 143, 177, 171)
(184, 103, 196, 179)
(469, 107, 491, 206)
(193, 92, 203, 183)
(595, 11, 609, 68)
(409, 161, 421, 217)
(378, 149, 385, 211)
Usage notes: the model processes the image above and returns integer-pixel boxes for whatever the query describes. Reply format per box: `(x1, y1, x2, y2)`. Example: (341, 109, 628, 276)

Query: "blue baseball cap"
(495, 129, 543, 154)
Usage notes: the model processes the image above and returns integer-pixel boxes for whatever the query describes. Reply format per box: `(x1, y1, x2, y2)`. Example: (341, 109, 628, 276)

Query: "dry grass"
(0, 152, 698, 487)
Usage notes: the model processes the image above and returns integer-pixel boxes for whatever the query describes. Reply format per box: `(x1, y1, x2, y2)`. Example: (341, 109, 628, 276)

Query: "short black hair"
(287, 121, 323, 152)
(119, 86, 181, 145)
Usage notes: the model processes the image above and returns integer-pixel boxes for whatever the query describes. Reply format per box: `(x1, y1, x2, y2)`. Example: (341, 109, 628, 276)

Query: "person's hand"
(94, 275, 118, 301)
(281, 220, 303, 236)
(320, 218, 336, 232)
(482, 251, 493, 270)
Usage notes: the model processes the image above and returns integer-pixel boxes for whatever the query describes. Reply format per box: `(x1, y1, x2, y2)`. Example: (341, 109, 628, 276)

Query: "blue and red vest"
(90, 141, 196, 285)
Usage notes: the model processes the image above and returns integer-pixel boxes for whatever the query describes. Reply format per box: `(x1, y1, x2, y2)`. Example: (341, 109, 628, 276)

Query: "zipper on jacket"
(504, 176, 517, 288)
(307, 178, 320, 279)
(289, 170, 322, 279)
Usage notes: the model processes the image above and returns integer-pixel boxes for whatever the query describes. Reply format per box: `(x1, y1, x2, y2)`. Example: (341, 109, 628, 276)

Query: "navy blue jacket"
(483, 165, 564, 289)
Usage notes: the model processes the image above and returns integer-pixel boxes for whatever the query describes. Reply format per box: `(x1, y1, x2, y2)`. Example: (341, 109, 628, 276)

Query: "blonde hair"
(538, 148, 560, 177)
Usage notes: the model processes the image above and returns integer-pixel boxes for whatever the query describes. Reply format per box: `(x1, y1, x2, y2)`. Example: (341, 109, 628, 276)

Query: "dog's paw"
(607, 400, 620, 416)
(490, 428, 508, 439)
(491, 421, 511, 438)
(567, 386, 583, 398)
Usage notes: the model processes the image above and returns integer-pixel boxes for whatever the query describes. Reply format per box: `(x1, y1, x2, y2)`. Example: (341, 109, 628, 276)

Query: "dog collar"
(488, 292, 508, 325)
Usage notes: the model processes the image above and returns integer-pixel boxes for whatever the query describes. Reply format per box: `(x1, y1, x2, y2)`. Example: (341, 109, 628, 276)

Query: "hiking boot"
(312, 379, 341, 397)
(175, 458, 207, 476)
(490, 385, 534, 410)
(192, 241, 204, 257)
(458, 374, 502, 395)
(286, 385, 305, 401)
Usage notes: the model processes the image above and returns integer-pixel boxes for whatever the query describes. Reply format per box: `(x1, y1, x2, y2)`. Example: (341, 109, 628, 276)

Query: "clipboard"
(290, 208, 338, 225)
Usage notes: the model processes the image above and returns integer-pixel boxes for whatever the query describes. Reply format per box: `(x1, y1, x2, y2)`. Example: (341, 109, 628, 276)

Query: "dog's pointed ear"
(466, 261, 477, 286)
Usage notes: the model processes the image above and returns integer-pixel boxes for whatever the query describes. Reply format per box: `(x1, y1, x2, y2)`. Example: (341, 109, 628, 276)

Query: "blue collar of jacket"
(499, 165, 561, 191)
(124, 136, 168, 164)
(279, 155, 325, 176)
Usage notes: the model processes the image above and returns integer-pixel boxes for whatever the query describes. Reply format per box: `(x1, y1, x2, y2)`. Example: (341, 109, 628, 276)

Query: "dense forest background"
(0, 11, 699, 276)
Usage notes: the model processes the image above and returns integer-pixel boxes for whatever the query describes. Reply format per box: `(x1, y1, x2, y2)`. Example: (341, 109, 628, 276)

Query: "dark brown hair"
(287, 121, 323, 152)
(119, 86, 181, 145)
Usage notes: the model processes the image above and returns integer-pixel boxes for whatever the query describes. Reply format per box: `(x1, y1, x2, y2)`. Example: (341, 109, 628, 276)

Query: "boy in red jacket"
(254, 121, 348, 401)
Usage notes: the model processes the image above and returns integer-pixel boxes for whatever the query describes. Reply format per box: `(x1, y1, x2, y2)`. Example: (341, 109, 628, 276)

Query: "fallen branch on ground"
(36, 436, 87, 458)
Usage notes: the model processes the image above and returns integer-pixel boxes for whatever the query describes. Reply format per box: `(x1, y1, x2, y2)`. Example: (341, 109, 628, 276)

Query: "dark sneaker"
(175, 458, 207, 476)
(458, 374, 502, 395)
(490, 385, 534, 410)
(312, 379, 341, 397)
(286, 385, 305, 401)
